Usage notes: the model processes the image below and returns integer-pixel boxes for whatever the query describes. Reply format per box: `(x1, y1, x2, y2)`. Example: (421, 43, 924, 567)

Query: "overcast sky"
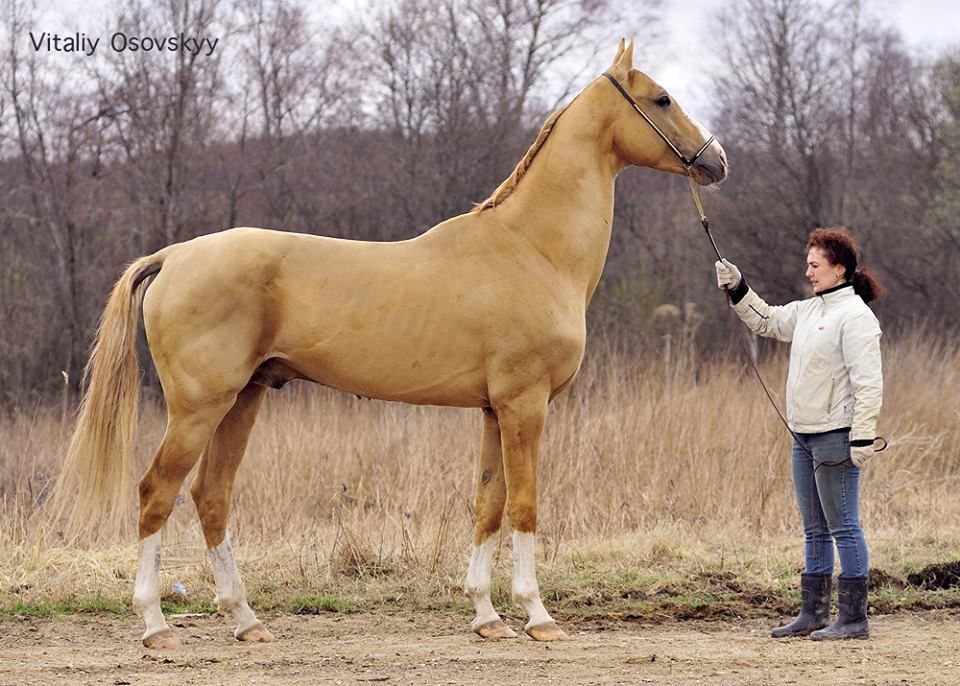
(652, 0, 960, 120)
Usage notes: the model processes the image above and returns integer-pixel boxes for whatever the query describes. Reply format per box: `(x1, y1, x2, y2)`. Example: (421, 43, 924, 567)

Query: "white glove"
(850, 445, 874, 468)
(715, 259, 742, 291)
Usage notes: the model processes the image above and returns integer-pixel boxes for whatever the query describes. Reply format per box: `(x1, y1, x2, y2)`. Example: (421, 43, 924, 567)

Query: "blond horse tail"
(51, 252, 165, 544)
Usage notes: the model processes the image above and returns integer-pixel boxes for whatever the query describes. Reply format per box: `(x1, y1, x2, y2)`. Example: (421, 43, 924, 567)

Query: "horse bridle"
(602, 72, 715, 171)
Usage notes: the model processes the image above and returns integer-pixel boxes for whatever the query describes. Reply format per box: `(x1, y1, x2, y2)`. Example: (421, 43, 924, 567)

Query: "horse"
(55, 39, 727, 649)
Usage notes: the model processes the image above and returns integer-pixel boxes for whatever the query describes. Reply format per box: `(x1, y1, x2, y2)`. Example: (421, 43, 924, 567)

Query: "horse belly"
(279, 328, 490, 407)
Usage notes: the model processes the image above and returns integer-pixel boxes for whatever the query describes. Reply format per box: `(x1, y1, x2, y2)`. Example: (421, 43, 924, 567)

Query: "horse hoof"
(142, 628, 183, 650)
(236, 622, 275, 642)
(473, 619, 518, 639)
(525, 621, 569, 642)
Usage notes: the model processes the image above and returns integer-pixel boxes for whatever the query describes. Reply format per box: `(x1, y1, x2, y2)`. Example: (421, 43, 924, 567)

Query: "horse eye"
(656, 95, 671, 107)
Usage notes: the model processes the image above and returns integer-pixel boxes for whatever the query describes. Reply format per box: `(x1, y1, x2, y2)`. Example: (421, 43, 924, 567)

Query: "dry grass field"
(1, 331, 959, 628)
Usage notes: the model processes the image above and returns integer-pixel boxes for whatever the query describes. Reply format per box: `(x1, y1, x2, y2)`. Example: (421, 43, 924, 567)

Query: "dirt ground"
(2, 610, 959, 686)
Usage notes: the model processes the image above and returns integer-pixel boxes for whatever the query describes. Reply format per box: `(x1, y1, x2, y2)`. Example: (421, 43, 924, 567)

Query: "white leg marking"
(464, 537, 501, 629)
(132, 531, 170, 641)
(512, 531, 554, 629)
(209, 534, 261, 637)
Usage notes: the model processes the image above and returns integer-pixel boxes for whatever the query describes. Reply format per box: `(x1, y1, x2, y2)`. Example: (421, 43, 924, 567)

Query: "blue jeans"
(792, 429, 868, 578)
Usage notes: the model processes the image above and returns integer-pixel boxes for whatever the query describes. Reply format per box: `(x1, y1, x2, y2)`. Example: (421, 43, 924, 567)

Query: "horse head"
(603, 39, 727, 186)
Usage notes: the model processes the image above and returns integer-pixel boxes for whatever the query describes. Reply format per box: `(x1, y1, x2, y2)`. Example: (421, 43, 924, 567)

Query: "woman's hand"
(715, 259, 742, 290)
(850, 445, 874, 468)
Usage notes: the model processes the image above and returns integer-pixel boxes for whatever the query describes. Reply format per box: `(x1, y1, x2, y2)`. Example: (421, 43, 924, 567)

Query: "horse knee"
(189, 478, 217, 517)
(137, 470, 196, 538)
(506, 489, 537, 533)
(137, 474, 153, 507)
(508, 508, 536, 533)
(474, 486, 506, 541)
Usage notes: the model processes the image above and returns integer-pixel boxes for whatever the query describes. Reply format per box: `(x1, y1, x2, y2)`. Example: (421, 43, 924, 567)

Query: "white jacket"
(731, 283, 882, 441)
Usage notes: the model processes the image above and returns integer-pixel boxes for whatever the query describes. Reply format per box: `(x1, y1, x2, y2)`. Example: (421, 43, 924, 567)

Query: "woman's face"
(806, 247, 844, 293)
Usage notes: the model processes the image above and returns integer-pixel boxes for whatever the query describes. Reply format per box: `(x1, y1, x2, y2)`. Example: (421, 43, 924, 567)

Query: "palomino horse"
(57, 40, 726, 648)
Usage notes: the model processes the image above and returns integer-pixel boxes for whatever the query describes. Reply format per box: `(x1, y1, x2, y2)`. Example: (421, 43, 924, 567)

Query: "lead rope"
(687, 174, 720, 260)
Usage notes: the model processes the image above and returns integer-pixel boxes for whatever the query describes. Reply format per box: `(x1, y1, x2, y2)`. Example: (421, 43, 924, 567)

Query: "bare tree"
(1, 0, 112, 396)
(881, 50, 960, 318)
(231, 0, 345, 229)
(95, 0, 227, 252)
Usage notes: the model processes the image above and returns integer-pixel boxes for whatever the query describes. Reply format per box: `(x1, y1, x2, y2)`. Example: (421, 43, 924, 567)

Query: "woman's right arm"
(715, 259, 800, 342)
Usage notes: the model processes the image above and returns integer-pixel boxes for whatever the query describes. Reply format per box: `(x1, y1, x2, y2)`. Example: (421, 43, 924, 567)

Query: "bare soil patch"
(2, 610, 959, 686)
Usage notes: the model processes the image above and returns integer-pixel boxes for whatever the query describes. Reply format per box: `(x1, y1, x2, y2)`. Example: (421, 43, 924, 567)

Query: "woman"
(715, 227, 884, 640)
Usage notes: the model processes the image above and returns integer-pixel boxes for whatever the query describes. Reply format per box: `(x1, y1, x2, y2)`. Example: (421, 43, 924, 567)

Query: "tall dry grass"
(1, 330, 959, 609)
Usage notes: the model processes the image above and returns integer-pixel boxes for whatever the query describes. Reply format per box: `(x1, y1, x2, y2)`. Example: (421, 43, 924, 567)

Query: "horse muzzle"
(691, 144, 728, 185)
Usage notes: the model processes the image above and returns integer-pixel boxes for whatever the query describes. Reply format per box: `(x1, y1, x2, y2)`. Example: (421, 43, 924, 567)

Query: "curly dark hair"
(806, 227, 885, 303)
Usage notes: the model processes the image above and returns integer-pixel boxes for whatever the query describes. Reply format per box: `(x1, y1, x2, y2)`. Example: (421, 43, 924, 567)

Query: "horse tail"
(52, 250, 166, 543)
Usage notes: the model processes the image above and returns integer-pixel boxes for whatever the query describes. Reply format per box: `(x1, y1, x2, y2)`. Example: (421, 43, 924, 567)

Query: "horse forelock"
(472, 106, 568, 214)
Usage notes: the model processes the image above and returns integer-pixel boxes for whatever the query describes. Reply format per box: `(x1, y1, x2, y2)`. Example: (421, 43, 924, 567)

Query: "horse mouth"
(691, 161, 725, 185)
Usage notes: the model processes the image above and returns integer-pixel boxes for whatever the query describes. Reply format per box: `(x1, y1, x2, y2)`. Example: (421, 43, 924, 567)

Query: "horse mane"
(472, 105, 568, 214)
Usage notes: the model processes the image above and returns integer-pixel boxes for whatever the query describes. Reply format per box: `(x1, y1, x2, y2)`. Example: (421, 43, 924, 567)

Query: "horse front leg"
(464, 408, 517, 639)
(497, 391, 568, 642)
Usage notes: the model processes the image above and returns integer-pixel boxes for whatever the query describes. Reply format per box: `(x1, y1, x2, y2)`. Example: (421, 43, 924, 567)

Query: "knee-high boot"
(771, 573, 832, 638)
(810, 576, 869, 640)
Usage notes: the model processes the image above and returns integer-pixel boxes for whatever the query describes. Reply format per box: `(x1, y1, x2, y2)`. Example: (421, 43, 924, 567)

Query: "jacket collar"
(815, 281, 854, 303)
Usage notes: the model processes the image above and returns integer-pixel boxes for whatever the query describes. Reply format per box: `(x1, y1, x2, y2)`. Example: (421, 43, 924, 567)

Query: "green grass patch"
(1, 596, 128, 618)
(159, 600, 219, 615)
(287, 595, 357, 615)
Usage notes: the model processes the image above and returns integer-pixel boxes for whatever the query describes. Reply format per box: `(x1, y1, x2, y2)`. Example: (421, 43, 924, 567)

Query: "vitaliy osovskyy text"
(29, 32, 219, 57)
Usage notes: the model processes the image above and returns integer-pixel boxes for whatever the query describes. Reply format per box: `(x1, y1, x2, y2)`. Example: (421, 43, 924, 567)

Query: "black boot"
(810, 576, 869, 640)
(771, 573, 832, 638)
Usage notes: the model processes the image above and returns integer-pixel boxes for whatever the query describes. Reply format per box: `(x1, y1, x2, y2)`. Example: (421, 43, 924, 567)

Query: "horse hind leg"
(132, 395, 237, 649)
(464, 408, 517, 639)
(189, 383, 274, 642)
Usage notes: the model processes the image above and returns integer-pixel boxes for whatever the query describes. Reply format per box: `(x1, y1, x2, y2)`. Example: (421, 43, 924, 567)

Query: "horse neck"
(495, 88, 621, 303)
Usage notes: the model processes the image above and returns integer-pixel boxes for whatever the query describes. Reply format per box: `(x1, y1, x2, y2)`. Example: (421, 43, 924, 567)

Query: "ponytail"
(851, 266, 885, 304)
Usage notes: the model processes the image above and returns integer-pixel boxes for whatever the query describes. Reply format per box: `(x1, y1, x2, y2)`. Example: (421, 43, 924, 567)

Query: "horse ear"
(608, 37, 634, 79)
(612, 38, 625, 64)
